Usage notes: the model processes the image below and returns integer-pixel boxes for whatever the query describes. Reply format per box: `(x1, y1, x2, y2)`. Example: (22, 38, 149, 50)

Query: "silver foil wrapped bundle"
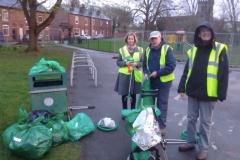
(132, 107, 162, 151)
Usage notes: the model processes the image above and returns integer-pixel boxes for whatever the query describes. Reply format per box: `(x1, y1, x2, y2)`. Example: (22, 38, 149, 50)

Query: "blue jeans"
(187, 97, 215, 152)
(151, 80, 172, 129)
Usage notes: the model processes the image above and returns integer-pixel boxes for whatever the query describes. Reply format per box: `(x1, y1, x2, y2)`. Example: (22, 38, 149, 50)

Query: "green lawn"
(0, 45, 82, 160)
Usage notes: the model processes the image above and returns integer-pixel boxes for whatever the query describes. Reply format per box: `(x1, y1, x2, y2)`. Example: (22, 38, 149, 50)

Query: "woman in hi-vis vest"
(114, 32, 143, 110)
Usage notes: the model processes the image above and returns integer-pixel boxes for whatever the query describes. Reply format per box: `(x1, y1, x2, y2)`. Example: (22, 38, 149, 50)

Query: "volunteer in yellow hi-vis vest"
(178, 22, 229, 160)
(114, 32, 143, 110)
(142, 31, 176, 136)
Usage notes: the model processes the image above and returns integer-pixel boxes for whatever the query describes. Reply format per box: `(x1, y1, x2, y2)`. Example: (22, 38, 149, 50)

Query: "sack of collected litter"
(66, 113, 95, 141)
(121, 107, 161, 136)
(3, 118, 52, 159)
(29, 58, 65, 75)
(97, 117, 117, 132)
(132, 107, 161, 151)
(45, 113, 69, 146)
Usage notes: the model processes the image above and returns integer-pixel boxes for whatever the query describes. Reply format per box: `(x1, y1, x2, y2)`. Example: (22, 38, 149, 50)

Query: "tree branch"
(37, 0, 62, 34)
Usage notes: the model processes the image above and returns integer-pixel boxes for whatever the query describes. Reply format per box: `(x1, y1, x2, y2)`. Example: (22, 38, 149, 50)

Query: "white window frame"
(38, 16, 43, 23)
(73, 28, 80, 36)
(75, 16, 79, 24)
(2, 9, 9, 22)
(2, 25, 9, 36)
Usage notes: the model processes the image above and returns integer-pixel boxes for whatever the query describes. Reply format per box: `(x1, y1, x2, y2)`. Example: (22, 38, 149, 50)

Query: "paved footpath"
(65, 46, 240, 160)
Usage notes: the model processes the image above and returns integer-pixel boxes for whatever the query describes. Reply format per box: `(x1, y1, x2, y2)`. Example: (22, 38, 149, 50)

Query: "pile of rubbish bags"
(2, 108, 95, 159)
(29, 58, 65, 75)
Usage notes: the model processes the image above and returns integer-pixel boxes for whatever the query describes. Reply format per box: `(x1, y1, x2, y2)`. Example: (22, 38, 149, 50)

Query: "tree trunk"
(27, 29, 39, 52)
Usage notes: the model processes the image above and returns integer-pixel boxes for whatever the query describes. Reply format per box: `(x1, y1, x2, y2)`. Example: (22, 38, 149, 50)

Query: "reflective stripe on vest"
(118, 45, 143, 83)
(186, 41, 227, 97)
(146, 44, 175, 82)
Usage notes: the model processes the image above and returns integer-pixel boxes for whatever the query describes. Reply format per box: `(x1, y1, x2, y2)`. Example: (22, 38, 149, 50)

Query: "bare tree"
(102, 5, 133, 33)
(181, 0, 198, 15)
(221, 0, 240, 33)
(132, 0, 176, 31)
(18, 0, 62, 52)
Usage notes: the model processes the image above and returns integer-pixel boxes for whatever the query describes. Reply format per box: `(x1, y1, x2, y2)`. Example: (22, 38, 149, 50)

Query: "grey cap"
(149, 31, 161, 40)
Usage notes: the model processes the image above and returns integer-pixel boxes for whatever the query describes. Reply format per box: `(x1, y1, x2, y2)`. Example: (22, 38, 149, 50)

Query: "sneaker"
(196, 150, 208, 160)
(178, 143, 195, 152)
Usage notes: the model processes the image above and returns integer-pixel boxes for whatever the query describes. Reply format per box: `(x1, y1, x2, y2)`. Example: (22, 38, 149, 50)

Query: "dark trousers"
(151, 80, 172, 129)
(122, 94, 136, 109)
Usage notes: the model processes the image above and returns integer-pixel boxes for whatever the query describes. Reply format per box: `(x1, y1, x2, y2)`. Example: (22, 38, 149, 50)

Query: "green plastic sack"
(131, 142, 151, 160)
(121, 108, 160, 136)
(136, 78, 155, 108)
(46, 118, 69, 146)
(66, 113, 95, 141)
(6, 122, 52, 160)
(29, 58, 65, 75)
(3, 108, 29, 146)
(2, 123, 19, 147)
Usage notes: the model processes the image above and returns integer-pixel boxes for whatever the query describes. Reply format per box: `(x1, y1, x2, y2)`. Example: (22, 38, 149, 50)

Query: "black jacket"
(178, 22, 229, 101)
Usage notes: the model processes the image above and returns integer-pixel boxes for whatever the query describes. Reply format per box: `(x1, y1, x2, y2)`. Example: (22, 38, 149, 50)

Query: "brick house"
(50, 7, 112, 40)
(0, 0, 49, 42)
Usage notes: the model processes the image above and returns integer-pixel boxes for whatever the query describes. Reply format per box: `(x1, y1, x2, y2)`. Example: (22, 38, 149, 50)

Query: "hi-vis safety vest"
(145, 44, 175, 82)
(118, 45, 143, 83)
(186, 41, 228, 97)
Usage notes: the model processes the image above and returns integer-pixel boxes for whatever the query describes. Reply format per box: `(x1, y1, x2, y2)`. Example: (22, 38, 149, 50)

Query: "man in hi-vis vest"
(178, 22, 229, 160)
(143, 31, 176, 137)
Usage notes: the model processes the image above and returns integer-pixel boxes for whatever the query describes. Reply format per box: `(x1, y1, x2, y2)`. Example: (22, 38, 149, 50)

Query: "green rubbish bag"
(2, 123, 20, 147)
(29, 58, 65, 75)
(66, 113, 95, 141)
(121, 108, 160, 136)
(131, 142, 151, 160)
(7, 123, 52, 160)
(3, 108, 30, 146)
(46, 118, 69, 146)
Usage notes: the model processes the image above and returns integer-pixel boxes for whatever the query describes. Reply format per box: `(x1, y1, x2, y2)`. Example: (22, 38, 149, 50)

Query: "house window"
(73, 28, 80, 36)
(75, 16, 79, 24)
(38, 16, 43, 23)
(106, 21, 108, 25)
(2, 9, 9, 22)
(2, 25, 9, 36)
(100, 21, 103, 26)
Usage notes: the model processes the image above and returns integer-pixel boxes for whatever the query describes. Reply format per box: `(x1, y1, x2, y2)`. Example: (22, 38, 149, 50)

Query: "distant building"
(158, 0, 214, 31)
(0, 0, 112, 42)
(50, 5, 112, 40)
(0, 0, 49, 42)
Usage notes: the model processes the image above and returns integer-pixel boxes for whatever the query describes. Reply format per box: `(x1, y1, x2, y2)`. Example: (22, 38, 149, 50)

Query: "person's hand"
(149, 71, 158, 78)
(126, 61, 132, 66)
(131, 62, 138, 67)
(174, 93, 186, 101)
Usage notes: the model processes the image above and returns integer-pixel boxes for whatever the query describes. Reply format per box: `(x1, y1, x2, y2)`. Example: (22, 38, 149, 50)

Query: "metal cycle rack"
(70, 50, 98, 87)
(68, 50, 97, 113)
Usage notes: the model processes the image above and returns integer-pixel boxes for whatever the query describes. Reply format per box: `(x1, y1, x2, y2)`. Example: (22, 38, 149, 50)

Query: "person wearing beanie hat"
(177, 22, 229, 160)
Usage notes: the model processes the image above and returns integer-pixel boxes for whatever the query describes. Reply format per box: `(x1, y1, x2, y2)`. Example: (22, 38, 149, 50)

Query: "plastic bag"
(132, 107, 161, 151)
(66, 113, 95, 141)
(4, 121, 52, 160)
(29, 58, 65, 75)
(46, 118, 69, 146)
(97, 117, 116, 128)
(121, 107, 161, 136)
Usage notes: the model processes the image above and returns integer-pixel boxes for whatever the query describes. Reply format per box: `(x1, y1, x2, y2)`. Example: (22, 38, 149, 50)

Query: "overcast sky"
(43, 0, 223, 18)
